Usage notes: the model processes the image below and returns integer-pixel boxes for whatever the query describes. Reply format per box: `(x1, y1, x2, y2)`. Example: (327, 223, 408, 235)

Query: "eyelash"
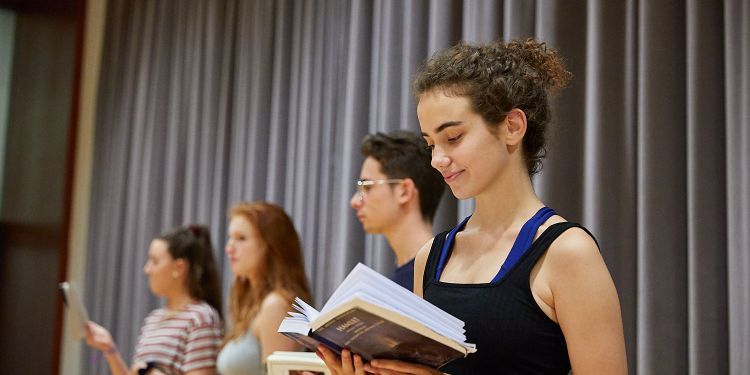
(425, 133, 463, 152)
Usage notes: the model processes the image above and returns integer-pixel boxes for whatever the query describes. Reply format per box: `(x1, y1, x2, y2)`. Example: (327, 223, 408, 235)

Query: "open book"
(278, 263, 476, 369)
(59, 281, 89, 339)
(266, 351, 330, 375)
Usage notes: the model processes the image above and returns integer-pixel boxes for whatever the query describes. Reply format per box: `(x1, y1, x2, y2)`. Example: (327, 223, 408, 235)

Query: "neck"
(471, 161, 543, 232)
(165, 289, 194, 311)
(383, 210, 434, 267)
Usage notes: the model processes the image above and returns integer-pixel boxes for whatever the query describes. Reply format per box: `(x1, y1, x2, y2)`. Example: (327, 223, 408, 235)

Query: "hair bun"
(503, 38, 572, 94)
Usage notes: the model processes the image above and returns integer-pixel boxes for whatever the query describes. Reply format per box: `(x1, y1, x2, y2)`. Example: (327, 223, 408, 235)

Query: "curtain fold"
(725, 1, 750, 374)
(83, 1, 749, 374)
(687, 1, 728, 374)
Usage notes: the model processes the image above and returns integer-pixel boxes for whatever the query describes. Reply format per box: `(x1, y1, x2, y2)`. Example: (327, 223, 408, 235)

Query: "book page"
(323, 264, 464, 332)
(59, 281, 89, 339)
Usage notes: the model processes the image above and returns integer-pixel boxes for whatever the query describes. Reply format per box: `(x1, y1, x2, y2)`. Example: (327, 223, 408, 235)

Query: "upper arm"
(413, 237, 434, 298)
(546, 229, 627, 374)
(254, 291, 299, 362)
(183, 313, 222, 373)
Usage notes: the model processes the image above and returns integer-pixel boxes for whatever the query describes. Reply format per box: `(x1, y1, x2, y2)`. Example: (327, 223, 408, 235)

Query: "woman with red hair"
(217, 201, 312, 375)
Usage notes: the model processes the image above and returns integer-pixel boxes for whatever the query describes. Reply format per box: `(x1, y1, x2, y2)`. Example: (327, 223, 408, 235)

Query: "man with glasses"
(350, 130, 445, 290)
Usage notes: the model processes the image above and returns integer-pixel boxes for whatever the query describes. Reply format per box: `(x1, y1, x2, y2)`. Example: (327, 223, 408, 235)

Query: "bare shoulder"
(259, 290, 293, 312)
(540, 225, 617, 303)
(544, 226, 602, 267)
(414, 237, 434, 268)
(252, 290, 294, 335)
(541, 226, 627, 374)
(413, 237, 435, 298)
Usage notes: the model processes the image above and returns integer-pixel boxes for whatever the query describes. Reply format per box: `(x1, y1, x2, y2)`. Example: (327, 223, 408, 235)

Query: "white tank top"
(217, 329, 264, 375)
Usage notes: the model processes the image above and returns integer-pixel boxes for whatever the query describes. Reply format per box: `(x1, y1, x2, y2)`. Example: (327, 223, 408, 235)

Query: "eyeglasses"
(354, 179, 405, 198)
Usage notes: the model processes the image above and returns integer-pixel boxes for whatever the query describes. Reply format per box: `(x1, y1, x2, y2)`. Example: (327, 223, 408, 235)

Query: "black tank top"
(424, 222, 594, 374)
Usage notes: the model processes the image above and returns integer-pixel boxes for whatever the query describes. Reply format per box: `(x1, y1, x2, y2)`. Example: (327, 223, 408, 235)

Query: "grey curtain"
(83, 0, 749, 374)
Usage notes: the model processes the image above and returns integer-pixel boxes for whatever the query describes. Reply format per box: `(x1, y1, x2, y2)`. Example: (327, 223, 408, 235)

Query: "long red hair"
(225, 201, 312, 342)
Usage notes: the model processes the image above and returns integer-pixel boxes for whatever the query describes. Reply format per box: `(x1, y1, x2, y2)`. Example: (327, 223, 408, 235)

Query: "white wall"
(60, 0, 107, 373)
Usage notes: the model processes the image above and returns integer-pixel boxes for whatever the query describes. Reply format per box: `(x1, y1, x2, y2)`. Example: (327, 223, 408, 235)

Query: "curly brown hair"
(413, 38, 572, 175)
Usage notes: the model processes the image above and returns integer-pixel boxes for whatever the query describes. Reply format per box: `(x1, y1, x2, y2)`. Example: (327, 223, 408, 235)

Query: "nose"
(431, 147, 451, 169)
(143, 262, 150, 275)
(225, 241, 233, 255)
(350, 192, 363, 209)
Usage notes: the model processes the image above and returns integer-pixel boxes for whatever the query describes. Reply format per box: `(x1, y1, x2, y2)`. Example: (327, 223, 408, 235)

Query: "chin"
(148, 285, 163, 297)
(448, 186, 473, 200)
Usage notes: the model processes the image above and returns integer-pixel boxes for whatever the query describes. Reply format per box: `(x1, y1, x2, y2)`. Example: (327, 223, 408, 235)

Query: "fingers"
(317, 345, 342, 375)
(352, 352, 366, 375)
(317, 346, 368, 375)
(341, 349, 354, 374)
(341, 349, 366, 375)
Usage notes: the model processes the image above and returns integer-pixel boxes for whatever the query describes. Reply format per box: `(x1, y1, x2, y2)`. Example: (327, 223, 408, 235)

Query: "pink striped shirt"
(133, 302, 222, 373)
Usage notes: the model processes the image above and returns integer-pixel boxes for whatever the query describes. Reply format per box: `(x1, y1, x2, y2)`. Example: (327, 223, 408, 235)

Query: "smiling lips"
(442, 170, 463, 183)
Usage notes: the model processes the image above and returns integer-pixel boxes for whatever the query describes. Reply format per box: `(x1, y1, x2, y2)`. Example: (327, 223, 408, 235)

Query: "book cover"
(316, 306, 464, 368)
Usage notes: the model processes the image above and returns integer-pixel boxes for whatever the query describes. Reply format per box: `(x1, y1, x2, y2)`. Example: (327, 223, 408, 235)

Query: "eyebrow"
(421, 121, 463, 137)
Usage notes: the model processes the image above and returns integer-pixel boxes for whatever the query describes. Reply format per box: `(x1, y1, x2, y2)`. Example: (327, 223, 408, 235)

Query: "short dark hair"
(413, 38, 572, 175)
(361, 130, 445, 222)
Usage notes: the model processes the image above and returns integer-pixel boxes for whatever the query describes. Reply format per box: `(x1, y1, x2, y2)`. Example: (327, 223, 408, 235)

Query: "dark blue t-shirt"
(392, 258, 415, 291)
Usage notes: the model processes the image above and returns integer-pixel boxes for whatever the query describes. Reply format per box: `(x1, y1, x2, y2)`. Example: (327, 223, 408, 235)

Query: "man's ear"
(504, 108, 527, 147)
(397, 178, 417, 205)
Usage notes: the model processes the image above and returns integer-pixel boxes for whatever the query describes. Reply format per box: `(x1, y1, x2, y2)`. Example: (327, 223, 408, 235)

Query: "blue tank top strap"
(434, 215, 471, 281)
(490, 206, 556, 283)
(434, 207, 556, 283)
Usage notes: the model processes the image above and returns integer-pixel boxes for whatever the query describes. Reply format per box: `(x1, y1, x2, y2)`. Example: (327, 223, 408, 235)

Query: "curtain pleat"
(686, 1, 728, 374)
(637, 0, 689, 373)
(725, 1, 750, 373)
(83, 1, 749, 374)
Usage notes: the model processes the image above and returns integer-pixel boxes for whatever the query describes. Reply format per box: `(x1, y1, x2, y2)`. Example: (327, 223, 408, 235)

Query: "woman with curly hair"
(319, 39, 627, 374)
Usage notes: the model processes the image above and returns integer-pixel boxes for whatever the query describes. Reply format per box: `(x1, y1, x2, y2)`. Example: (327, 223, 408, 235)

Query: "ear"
(504, 108, 527, 147)
(173, 258, 188, 279)
(396, 178, 417, 205)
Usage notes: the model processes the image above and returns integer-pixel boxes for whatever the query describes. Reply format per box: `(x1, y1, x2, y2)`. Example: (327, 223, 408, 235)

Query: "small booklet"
(277, 263, 476, 369)
(266, 351, 330, 375)
(59, 281, 89, 339)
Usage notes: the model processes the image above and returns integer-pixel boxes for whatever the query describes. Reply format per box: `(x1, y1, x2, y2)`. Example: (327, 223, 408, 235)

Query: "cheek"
(236, 245, 263, 269)
(150, 266, 167, 281)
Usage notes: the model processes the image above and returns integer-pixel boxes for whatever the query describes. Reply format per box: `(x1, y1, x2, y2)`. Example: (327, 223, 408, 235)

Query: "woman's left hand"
(85, 321, 116, 353)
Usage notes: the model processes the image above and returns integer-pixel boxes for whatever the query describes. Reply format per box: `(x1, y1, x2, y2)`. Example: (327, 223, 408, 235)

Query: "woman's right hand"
(317, 346, 368, 375)
(317, 345, 443, 375)
(85, 321, 116, 353)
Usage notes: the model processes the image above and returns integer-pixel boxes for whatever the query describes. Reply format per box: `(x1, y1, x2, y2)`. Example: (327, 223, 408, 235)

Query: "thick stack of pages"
(278, 263, 477, 369)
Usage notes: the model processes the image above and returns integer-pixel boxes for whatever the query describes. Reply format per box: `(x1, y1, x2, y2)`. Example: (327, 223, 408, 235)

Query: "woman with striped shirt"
(86, 225, 224, 375)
